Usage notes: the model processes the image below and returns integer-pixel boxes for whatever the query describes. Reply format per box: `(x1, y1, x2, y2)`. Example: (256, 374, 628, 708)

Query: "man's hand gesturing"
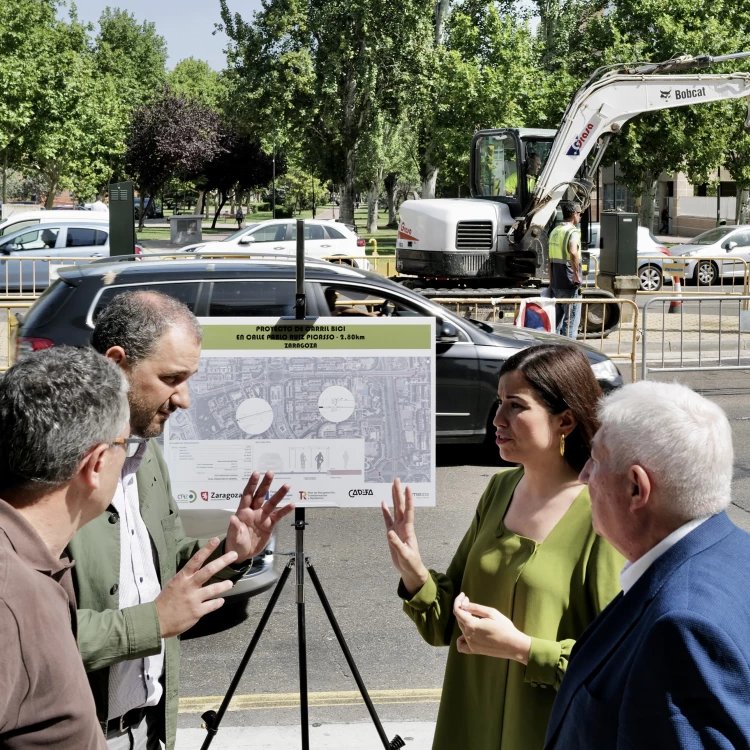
(225, 471, 294, 563)
(155, 538, 238, 639)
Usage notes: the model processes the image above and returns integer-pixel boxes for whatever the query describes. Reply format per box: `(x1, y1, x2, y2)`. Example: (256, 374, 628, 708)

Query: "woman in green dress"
(382, 344, 624, 750)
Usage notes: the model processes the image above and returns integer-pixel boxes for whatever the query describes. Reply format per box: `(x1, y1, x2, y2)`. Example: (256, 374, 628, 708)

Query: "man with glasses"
(544, 201, 584, 339)
(0, 347, 129, 748)
(68, 291, 294, 750)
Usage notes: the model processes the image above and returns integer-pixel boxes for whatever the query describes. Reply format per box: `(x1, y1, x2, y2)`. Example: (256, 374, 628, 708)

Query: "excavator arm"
(522, 52, 750, 240)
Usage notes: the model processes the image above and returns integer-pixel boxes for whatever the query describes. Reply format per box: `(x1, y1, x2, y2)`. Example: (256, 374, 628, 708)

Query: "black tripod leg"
(200, 560, 293, 750)
(306, 562, 405, 750)
(295, 508, 310, 750)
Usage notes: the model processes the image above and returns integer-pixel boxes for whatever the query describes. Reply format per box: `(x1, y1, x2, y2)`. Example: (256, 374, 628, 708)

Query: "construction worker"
(544, 201, 583, 339)
(504, 152, 542, 196)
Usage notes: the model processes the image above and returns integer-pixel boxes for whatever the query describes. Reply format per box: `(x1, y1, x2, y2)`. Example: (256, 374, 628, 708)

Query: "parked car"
(134, 197, 163, 220)
(13, 256, 622, 596)
(0, 222, 113, 293)
(586, 223, 671, 291)
(668, 225, 750, 285)
(0, 209, 108, 237)
(181, 219, 371, 270)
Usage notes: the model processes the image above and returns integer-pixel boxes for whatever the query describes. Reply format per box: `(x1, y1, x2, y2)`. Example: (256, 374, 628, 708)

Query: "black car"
(16, 256, 622, 443)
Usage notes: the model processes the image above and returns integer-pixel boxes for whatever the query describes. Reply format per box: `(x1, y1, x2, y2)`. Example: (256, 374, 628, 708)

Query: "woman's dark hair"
(499, 344, 602, 471)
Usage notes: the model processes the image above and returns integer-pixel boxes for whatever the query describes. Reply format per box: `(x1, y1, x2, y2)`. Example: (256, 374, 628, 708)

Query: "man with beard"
(68, 291, 295, 750)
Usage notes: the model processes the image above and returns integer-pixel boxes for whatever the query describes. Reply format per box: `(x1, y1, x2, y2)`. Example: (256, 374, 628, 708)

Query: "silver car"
(668, 225, 750, 285)
(0, 221, 110, 293)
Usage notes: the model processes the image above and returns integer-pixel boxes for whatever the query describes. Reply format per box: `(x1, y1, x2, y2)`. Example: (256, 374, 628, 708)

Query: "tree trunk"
(384, 172, 398, 227)
(421, 164, 438, 200)
(340, 150, 357, 225)
(736, 188, 750, 224)
(367, 178, 380, 233)
(44, 171, 58, 210)
(197, 190, 206, 217)
(212, 192, 227, 229)
(639, 172, 657, 231)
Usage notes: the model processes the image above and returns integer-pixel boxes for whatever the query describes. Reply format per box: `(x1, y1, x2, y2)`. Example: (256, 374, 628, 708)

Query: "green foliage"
(167, 58, 226, 110)
(94, 7, 168, 110)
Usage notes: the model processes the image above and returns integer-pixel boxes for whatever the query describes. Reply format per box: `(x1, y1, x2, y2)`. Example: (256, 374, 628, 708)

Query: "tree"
(94, 8, 168, 110)
(7, 9, 127, 206)
(167, 58, 226, 110)
(193, 126, 279, 228)
(219, 0, 434, 225)
(578, 0, 750, 227)
(125, 90, 223, 229)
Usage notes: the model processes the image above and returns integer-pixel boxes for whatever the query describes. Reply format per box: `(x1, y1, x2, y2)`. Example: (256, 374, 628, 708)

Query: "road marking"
(179, 689, 442, 713)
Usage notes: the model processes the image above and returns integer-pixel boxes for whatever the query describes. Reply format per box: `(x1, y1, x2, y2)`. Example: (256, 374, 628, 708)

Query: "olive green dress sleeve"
(397, 474, 502, 647)
(524, 532, 624, 690)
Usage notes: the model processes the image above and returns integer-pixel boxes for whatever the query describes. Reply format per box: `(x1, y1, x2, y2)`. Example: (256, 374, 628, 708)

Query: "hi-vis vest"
(548, 222, 580, 288)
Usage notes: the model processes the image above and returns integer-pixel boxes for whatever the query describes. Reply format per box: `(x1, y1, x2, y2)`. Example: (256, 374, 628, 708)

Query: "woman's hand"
(381, 478, 429, 596)
(453, 593, 532, 664)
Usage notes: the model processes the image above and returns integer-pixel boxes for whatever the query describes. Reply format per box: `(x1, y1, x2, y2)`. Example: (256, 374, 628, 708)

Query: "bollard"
(668, 275, 683, 313)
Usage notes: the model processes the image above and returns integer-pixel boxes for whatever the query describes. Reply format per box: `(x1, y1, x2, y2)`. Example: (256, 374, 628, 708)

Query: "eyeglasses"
(110, 437, 147, 458)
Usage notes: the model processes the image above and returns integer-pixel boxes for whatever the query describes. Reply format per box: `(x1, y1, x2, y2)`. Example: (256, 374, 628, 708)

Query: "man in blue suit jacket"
(546, 380, 750, 750)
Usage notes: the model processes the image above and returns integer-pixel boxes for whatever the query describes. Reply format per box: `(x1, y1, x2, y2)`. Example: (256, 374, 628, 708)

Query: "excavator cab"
(469, 128, 556, 217)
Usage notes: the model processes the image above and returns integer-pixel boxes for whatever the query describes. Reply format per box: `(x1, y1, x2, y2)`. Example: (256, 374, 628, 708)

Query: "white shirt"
(620, 516, 711, 594)
(90, 201, 109, 212)
(108, 443, 165, 719)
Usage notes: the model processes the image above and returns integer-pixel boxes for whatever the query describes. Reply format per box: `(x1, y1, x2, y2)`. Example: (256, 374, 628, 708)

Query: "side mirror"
(0, 245, 11, 256)
(726, 241, 738, 251)
(238, 235, 256, 245)
(437, 321, 460, 343)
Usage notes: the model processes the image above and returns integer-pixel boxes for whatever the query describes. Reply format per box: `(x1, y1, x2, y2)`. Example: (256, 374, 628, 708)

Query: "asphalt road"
(177, 367, 750, 736)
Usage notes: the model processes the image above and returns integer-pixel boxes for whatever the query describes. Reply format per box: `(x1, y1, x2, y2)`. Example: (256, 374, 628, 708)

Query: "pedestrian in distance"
(543, 201, 583, 339)
(382, 345, 624, 750)
(659, 205, 670, 234)
(68, 291, 295, 750)
(545, 381, 750, 749)
(0, 347, 131, 749)
(235, 205, 244, 229)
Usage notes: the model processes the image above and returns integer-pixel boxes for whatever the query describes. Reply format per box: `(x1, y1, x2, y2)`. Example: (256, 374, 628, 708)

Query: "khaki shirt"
(0, 498, 105, 749)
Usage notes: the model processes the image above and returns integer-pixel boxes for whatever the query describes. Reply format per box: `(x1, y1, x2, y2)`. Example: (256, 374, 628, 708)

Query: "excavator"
(396, 51, 750, 330)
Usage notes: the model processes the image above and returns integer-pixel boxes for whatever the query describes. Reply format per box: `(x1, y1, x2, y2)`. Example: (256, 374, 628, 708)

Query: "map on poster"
(165, 317, 436, 508)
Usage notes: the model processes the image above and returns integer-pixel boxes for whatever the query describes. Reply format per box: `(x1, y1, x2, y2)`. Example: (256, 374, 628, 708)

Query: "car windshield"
(691, 227, 735, 245)
(223, 224, 259, 242)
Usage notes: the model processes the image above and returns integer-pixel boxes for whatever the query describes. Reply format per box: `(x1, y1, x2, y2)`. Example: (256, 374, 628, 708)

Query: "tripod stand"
(199, 508, 405, 750)
(200, 221, 404, 750)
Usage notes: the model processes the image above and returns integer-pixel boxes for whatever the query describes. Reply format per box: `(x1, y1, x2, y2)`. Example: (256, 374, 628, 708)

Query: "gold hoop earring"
(560, 434, 566, 457)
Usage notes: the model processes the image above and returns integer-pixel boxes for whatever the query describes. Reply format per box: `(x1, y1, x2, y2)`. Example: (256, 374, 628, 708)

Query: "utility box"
(108, 182, 136, 257)
(600, 211, 638, 276)
(169, 215, 202, 245)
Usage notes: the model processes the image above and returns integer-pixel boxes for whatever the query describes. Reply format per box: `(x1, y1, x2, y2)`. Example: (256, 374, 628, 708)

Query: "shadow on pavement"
(181, 597, 253, 640)
(436, 443, 510, 468)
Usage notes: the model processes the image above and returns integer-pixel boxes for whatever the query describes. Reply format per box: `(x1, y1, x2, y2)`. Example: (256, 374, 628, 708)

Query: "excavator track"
(398, 282, 621, 335)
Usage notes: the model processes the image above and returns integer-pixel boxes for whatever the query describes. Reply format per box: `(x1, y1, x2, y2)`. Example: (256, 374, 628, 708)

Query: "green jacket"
(67, 440, 246, 750)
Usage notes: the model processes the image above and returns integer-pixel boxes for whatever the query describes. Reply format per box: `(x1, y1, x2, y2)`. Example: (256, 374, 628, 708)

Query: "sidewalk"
(176, 722, 436, 749)
(596, 311, 750, 359)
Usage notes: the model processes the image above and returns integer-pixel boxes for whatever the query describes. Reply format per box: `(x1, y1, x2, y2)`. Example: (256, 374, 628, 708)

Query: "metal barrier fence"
(636, 255, 750, 299)
(0, 256, 97, 298)
(431, 296, 638, 382)
(0, 301, 33, 371)
(641, 295, 750, 379)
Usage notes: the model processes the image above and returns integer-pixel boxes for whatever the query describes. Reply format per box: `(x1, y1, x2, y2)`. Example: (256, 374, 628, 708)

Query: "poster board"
(165, 317, 436, 508)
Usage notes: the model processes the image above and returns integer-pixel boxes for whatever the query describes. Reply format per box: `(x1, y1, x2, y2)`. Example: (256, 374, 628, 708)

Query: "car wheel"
(638, 265, 663, 292)
(330, 256, 354, 266)
(694, 260, 718, 286)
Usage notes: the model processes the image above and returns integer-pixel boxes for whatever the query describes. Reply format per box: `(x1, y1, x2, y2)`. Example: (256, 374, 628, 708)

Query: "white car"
(0, 209, 107, 237)
(668, 225, 750, 285)
(586, 223, 671, 291)
(182, 219, 371, 270)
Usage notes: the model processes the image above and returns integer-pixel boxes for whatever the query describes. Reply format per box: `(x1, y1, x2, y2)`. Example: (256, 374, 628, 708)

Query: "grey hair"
(598, 381, 733, 521)
(562, 201, 582, 220)
(0, 347, 130, 495)
(91, 290, 203, 365)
